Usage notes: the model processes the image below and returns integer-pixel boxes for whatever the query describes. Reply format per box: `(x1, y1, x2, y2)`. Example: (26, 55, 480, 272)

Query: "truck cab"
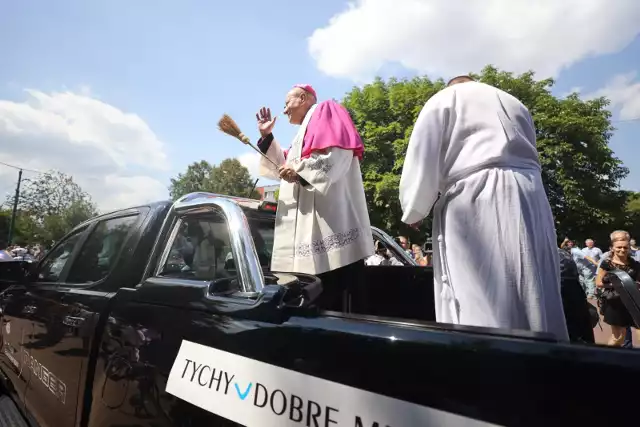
(0, 192, 638, 427)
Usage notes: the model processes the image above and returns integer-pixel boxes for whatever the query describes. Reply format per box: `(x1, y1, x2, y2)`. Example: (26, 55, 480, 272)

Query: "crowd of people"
(0, 244, 44, 262)
(561, 233, 640, 347)
(364, 236, 433, 267)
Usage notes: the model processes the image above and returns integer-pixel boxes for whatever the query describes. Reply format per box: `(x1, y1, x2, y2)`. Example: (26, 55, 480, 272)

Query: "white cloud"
(586, 72, 640, 120)
(0, 89, 170, 212)
(237, 151, 261, 179)
(308, 0, 640, 81)
(237, 151, 279, 186)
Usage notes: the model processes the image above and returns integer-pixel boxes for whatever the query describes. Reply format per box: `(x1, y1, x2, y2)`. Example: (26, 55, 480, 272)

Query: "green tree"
(0, 209, 39, 246)
(625, 191, 640, 214)
(342, 75, 445, 240)
(342, 66, 628, 240)
(615, 191, 640, 244)
(41, 200, 98, 243)
(169, 160, 216, 200)
(11, 171, 97, 224)
(3, 171, 97, 245)
(474, 66, 627, 240)
(169, 158, 255, 200)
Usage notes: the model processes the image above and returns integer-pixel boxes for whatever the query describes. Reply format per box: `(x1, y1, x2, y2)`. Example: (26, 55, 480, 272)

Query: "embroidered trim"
(295, 228, 361, 258)
(289, 143, 301, 164)
(306, 155, 332, 174)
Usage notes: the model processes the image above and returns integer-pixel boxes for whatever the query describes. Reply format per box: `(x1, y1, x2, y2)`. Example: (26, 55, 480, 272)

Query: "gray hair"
(610, 230, 630, 242)
(447, 75, 474, 87)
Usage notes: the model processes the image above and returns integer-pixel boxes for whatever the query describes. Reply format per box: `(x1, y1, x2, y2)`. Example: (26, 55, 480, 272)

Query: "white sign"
(166, 340, 498, 427)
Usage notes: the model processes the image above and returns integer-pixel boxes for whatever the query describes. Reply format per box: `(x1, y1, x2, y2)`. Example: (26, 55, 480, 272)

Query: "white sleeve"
(259, 138, 286, 181)
(400, 96, 447, 224)
(292, 148, 352, 196)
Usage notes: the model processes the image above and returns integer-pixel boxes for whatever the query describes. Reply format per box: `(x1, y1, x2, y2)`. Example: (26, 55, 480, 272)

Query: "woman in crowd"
(411, 244, 428, 266)
(596, 230, 640, 346)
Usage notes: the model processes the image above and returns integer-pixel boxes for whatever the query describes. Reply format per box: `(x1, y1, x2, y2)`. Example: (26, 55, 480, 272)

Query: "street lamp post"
(7, 169, 23, 245)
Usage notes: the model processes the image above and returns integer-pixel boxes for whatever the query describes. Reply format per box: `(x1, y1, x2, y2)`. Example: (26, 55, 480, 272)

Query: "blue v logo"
(234, 382, 253, 400)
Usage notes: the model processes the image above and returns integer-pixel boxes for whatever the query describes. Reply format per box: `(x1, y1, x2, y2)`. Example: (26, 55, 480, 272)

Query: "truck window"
(37, 227, 87, 282)
(159, 211, 235, 282)
(66, 215, 138, 284)
(245, 215, 275, 268)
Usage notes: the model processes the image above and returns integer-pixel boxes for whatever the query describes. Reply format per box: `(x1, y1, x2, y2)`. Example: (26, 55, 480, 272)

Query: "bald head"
(284, 87, 317, 125)
(447, 75, 475, 87)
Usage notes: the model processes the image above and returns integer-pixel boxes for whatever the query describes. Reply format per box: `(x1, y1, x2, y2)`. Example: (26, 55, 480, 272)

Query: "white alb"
(400, 81, 569, 340)
(259, 105, 373, 275)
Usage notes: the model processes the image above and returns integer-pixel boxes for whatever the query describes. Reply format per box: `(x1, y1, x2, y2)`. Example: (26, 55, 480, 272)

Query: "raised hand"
(256, 107, 277, 137)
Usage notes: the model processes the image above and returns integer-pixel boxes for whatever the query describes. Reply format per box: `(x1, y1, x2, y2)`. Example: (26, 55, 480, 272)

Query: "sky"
(1, 0, 639, 212)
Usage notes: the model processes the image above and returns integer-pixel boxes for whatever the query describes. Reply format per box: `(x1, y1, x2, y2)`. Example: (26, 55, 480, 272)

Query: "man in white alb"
(399, 76, 569, 340)
(256, 84, 373, 311)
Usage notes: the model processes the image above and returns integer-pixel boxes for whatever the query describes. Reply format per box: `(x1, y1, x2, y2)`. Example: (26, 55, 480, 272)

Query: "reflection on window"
(38, 229, 85, 282)
(246, 214, 274, 269)
(160, 211, 234, 282)
(67, 215, 138, 283)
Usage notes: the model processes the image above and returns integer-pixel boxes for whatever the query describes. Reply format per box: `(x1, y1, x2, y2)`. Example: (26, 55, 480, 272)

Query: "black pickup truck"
(0, 192, 638, 427)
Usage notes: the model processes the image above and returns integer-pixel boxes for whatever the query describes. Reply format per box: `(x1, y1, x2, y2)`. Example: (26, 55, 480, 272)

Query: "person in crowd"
(561, 238, 597, 298)
(411, 244, 428, 266)
(630, 239, 640, 262)
(595, 243, 635, 348)
(595, 230, 640, 347)
(399, 75, 568, 340)
(365, 241, 404, 266)
(557, 248, 596, 343)
(365, 241, 389, 266)
(256, 84, 373, 311)
(582, 239, 603, 262)
(561, 238, 575, 250)
(387, 250, 404, 266)
(397, 236, 412, 257)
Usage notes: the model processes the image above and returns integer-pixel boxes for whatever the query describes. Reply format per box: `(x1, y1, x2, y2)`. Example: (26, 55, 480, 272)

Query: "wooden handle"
(238, 133, 250, 144)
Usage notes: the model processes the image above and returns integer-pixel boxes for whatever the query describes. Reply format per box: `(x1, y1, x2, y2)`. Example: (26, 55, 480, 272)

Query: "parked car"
(0, 192, 638, 427)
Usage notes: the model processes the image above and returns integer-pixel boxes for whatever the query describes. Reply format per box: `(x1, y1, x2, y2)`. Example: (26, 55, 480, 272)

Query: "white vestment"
(259, 105, 373, 275)
(400, 82, 569, 341)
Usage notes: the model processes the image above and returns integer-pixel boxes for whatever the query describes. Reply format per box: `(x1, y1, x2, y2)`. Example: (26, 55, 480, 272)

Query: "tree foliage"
(2, 171, 97, 246)
(169, 158, 255, 200)
(13, 171, 97, 223)
(343, 75, 445, 241)
(342, 65, 629, 242)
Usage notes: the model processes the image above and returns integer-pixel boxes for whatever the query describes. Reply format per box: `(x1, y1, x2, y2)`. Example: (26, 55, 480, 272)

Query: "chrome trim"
(142, 204, 178, 281)
(170, 195, 265, 293)
(154, 217, 183, 277)
(371, 226, 417, 266)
